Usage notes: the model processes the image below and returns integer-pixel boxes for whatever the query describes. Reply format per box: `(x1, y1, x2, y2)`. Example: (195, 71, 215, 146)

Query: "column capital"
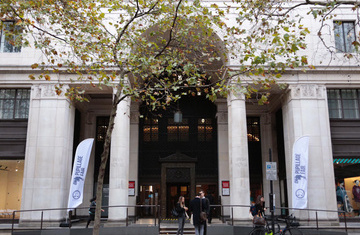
(130, 102, 140, 124)
(228, 90, 246, 104)
(32, 84, 68, 99)
(261, 113, 272, 125)
(215, 99, 228, 124)
(285, 84, 326, 102)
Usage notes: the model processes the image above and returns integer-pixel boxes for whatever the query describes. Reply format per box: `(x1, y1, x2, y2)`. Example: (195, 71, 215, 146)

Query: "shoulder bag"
(200, 198, 207, 222)
(252, 211, 266, 226)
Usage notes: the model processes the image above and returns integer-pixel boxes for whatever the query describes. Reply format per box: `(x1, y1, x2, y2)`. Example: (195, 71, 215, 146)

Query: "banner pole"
(269, 148, 275, 234)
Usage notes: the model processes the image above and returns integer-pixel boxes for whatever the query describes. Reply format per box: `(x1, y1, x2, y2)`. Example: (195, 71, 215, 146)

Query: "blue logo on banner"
(295, 189, 305, 199)
(294, 175, 306, 184)
(73, 177, 84, 185)
(72, 190, 81, 199)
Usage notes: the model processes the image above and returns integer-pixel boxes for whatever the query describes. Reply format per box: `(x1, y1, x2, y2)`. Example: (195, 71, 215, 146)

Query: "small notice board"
(128, 181, 135, 196)
(222, 180, 230, 196)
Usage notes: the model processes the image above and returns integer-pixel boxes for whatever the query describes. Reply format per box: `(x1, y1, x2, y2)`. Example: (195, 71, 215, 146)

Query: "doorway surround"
(160, 152, 197, 218)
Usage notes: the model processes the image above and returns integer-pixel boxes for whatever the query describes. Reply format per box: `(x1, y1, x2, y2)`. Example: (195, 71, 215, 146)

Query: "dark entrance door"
(166, 183, 190, 217)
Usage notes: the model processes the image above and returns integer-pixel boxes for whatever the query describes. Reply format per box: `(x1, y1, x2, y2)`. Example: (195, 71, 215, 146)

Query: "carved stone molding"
(31, 84, 67, 99)
(41, 84, 57, 98)
(286, 84, 326, 101)
(215, 99, 228, 124)
(130, 102, 140, 124)
(166, 168, 191, 182)
(216, 111, 228, 124)
(31, 85, 41, 99)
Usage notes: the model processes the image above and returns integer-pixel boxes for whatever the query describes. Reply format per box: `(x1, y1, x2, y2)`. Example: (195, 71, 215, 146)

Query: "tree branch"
(4, 2, 68, 43)
(112, 0, 161, 69)
(154, 0, 183, 58)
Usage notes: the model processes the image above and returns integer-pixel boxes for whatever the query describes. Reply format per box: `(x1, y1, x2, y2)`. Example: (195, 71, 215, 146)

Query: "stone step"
(159, 227, 195, 235)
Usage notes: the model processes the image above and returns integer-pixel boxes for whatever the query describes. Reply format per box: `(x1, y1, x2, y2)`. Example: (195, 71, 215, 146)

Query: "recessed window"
(327, 89, 360, 119)
(0, 21, 22, 53)
(167, 118, 189, 142)
(0, 89, 30, 119)
(198, 118, 213, 142)
(96, 118, 108, 142)
(247, 117, 260, 142)
(334, 21, 356, 53)
(143, 118, 158, 142)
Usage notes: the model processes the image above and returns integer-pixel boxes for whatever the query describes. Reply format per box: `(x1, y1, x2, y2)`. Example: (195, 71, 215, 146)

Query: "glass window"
(167, 118, 189, 142)
(0, 160, 24, 218)
(327, 89, 360, 119)
(247, 117, 260, 142)
(341, 89, 359, 119)
(333, 158, 360, 218)
(143, 118, 158, 142)
(0, 21, 22, 53)
(96, 118, 108, 142)
(0, 89, 30, 119)
(334, 21, 356, 53)
(198, 118, 213, 142)
(327, 89, 342, 118)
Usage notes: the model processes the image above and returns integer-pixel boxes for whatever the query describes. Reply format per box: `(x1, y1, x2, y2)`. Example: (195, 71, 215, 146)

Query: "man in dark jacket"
(189, 191, 208, 235)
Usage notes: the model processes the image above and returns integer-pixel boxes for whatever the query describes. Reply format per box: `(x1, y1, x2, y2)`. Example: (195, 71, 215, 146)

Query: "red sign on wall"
(129, 181, 135, 196)
(222, 180, 230, 196)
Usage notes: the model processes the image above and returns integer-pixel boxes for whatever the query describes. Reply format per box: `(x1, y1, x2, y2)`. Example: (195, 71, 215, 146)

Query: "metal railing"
(274, 206, 349, 232)
(10, 204, 160, 234)
(9, 204, 351, 234)
(213, 204, 349, 232)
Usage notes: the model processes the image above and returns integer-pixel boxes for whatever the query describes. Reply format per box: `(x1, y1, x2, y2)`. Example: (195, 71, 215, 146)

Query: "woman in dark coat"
(255, 195, 267, 216)
(175, 196, 188, 235)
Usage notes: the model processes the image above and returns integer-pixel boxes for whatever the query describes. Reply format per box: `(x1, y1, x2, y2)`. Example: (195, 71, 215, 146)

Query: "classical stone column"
(128, 102, 140, 216)
(228, 91, 250, 220)
(108, 93, 131, 222)
(20, 84, 75, 224)
(282, 84, 337, 221)
(215, 99, 230, 215)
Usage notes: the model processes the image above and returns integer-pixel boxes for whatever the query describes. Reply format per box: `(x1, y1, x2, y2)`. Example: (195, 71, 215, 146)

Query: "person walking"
(86, 197, 104, 228)
(189, 191, 208, 235)
(176, 196, 188, 235)
(255, 195, 267, 217)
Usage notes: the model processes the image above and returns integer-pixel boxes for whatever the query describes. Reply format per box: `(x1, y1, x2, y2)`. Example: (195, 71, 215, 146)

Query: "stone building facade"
(1, 1, 360, 224)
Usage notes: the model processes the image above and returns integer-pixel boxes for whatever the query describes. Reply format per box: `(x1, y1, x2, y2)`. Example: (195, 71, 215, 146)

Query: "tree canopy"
(0, 0, 317, 103)
(1, 0, 359, 234)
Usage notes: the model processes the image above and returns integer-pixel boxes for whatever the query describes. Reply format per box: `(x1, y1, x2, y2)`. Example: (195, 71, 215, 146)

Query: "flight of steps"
(159, 226, 195, 235)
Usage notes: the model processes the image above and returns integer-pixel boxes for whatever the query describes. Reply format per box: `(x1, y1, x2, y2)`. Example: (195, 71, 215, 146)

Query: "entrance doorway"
(167, 183, 190, 217)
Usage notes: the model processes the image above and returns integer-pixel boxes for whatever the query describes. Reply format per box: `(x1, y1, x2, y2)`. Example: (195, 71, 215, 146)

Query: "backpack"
(171, 208, 179, 217)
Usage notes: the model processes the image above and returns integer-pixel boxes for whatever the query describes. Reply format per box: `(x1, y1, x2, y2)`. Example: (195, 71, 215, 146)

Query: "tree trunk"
(92, 87, 123, 235)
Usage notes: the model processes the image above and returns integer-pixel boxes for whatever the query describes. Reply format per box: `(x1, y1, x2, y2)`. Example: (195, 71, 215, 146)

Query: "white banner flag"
(67, 138, 94, 211)
(292, 136, 309, 209)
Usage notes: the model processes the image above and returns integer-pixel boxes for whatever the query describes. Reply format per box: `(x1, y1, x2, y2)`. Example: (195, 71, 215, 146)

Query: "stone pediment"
(159, 151, 197, 163)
